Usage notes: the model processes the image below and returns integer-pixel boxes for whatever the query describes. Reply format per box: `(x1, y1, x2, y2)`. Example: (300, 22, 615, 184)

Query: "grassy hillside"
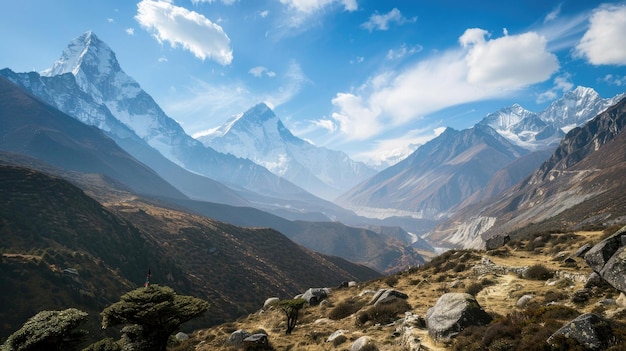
(176, 228, 626, 351)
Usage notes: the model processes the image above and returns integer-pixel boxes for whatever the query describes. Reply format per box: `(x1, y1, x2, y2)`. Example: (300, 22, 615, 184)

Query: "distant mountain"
(0, 75, 186, 200)
(1, 31, 344, 218)
(0, 162, 380, 340)
(426, 96, 626, 248)
(199, 103, 376, 200)
(479, 87, 624, 151)
(337, 124, 528, 220)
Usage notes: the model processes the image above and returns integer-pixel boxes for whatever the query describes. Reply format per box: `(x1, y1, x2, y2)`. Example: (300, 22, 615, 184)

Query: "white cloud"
(575, 3, 626, 66)
(601, 74, 626, 86)
(158, 56, 168, 63)
(107, 18, 115, 23)
(544, 3, 562, 23)
(260, 10, 270, 18)
(331, 29, 559, 141)
(361, 8, 416, 32)
(386, 43, 422, 60)
(462, 29, 559, 89)
(135, 0, 233, 65)
(191, 0, 237, 4)
(536, 73, 573, 103)
(280, 0, 357, 14)
(349, 56, 364, 64)
(353, 126, 445, 165)
(125, 28, 135, 35)
(249, 66, 277, 78)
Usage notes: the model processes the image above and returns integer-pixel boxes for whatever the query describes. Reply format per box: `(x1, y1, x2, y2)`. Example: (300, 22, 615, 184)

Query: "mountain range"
(0, 31, 353, 221)
(337, 86, 624, 222)
(199, 102, 376, 200)
(0, 32, 623, 271)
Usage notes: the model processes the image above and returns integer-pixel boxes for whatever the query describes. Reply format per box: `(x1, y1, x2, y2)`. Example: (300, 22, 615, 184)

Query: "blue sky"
(1, 0, 626, 164)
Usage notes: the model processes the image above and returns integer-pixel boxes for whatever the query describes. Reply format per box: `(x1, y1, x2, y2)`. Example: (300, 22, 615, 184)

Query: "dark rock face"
(243, 333, 269, 349)
(584, 225, 626, 293)
(426, 293, 492, 342)
(548, 313, 613, 350)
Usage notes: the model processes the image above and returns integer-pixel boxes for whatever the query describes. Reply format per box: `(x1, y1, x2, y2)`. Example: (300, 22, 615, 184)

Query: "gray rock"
(263, 297, 279, 309)
(426, 293, 492, 342)
(574, 243, 592, 257)
(327, 330, 348, 346)
(370, 288, 409, 306)
(516, 294, 534, 308)
(350, 336, 378, 351)
(227, 329, 251, 348)
(486, 234, 510, 250)
(175, 332, 188, 341)
(584, 272, 605, 289)
(243, 333, 269, 349)
(548, 313, 613, 350)
(301, 288, 329, 306)
(584, 225, 626, 293)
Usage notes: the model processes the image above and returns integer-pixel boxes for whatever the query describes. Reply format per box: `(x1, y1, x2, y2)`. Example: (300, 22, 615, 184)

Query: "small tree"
(274, 298, 306, 335)
(1, 308, 88, 351)
(101, 285, 209, 351)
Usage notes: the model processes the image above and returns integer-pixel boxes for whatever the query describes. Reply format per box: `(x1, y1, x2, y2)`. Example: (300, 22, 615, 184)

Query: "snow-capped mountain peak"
(41, 31, 141, 104)
(199, 103, 375, 200)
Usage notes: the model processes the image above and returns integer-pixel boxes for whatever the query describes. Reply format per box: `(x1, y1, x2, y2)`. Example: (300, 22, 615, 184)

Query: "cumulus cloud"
(462, 29, 559, 89)
(126, 28, 135, 35)
(135, 0, 233, 65)
(280, 0, 357, 14)
(575, 4, 626, 66)
(331, 29, 559, 141)
(361, 8, 416, 32)
(249, 66, 277, 78)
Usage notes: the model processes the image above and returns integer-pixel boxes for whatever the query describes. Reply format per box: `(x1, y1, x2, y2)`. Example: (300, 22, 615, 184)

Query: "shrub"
(466, 282, 483, 296)
(355, 299, 411, 326)
(384, 275, 399, 287)
(524, 264, 553, 280)
(328, 298, 365, 320)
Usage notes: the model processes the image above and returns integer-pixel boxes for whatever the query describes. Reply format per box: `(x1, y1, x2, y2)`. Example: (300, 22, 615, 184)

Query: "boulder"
(227, 329, 251, 348)
(548, 313, 613, 350)
(175, 332, 188, 341)
(301, 288, 329, 306)
(243, 333, 269, 350)
(350, 336, 378, 351)
(584, 225, 626, 293)
(370, 289, 408, 306)
(516, 295, 534, 308)
(426, 293, 492, 342)
(486, 234, 510, 250)
(263, 297, 279, 309)
(327, 330, 348, 346)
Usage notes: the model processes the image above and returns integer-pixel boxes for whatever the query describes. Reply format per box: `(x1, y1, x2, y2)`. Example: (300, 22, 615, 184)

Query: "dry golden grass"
(168, 230, 626, 351)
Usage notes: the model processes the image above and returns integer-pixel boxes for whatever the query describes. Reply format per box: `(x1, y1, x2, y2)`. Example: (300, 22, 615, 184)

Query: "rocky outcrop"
(369, 289, 408, 306)
(584, 225, 626, 293)
(426, 293, 492, 342)
(227, 329, 251, 348)
(548, 313, 613, 350)
(300, 288, 330, 306)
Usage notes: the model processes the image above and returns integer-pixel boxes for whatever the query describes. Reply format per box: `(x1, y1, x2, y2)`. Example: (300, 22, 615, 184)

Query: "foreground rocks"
(426, 292, 492, 342)
(548, 313, 613, 350)
(584, 225, 626, 294)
